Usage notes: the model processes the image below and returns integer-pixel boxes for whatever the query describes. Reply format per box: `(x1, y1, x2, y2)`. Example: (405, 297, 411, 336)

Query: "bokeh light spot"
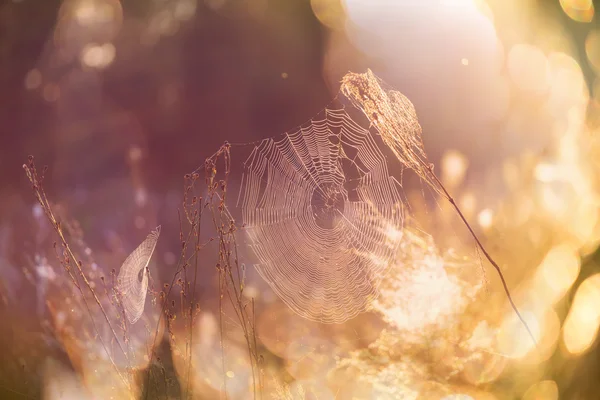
(477, 208, 494, 229)
(441, 150, 468, 188)
(311, 0, 345, 30)
(128, 146, 143, 162)
(585, 29, 600, 73)
(547, 52, 588, 114)
(522, 380, 559, 400)
(507, 44, 549, 94)
(74, 0, 119, 26)
(24, 69, 42, 90)
(536, 244, 581, 305)
(563, 273, 600, 355)
(80, 43, 116, 69)
(559, 0, 594, 23)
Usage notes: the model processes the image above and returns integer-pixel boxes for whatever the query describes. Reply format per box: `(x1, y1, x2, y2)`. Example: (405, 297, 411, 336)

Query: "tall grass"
(23, 151, 262, 399)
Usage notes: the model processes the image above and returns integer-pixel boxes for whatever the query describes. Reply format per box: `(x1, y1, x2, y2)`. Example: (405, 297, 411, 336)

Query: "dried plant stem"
(23, 158, 132, 392)
(340, 69, 538, 349)
(144, 180, 198, 400)
(427, 167, 538, 348)
(217, 264, 228, 398)
(143, 219, 194, 400)
(185, 196, 202, 400)
(232, 231, 262, 398)
(205, 146, 261, 399)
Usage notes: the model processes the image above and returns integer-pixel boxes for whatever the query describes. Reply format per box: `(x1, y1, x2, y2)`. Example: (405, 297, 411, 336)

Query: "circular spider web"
(116, 226, 161, 324)
(238, 108, 404, 323)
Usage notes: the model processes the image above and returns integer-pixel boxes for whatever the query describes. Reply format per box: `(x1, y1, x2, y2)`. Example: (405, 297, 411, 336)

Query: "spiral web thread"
(237, 107, 404, 324)
(116, 226, 161, 324)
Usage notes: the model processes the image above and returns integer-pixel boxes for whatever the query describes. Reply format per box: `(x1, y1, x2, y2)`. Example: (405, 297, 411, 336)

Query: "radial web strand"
(116, 226, 161, 324)
(238, 107, 404, 324)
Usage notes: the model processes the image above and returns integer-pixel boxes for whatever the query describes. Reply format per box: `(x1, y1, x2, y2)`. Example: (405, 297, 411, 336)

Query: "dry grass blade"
(340, 70, 431, 189)
(116, 226, 161, 324)
(22, 156, 132, 393)
(340, 69, 538, 348)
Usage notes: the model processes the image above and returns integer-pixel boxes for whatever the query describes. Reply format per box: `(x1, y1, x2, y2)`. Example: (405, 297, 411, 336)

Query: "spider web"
(116, 226, 161, 324)
(237, 107, 404, 324)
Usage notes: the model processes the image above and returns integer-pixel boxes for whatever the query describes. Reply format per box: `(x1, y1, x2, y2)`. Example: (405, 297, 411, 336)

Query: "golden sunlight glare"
(7, 0, 600, 398)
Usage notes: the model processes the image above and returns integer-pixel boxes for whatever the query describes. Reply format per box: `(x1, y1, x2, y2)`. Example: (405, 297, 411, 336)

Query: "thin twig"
(427, 168, 538, 348)
(185, 195, 202, 400)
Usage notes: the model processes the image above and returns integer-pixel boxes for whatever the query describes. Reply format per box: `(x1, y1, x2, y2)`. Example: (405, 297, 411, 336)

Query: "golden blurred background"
(1, 0, 600, 399)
